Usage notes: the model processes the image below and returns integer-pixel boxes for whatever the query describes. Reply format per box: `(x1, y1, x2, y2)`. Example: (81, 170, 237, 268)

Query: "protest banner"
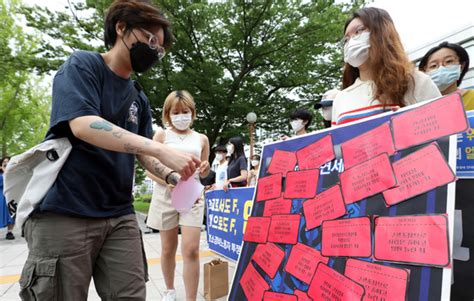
(229, 94, 464, 301)
(205, 187, 254, 261)
(456, 110, 474, 178)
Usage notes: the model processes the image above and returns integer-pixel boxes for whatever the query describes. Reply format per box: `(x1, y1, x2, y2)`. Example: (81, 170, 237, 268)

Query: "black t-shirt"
(39, 51, 153, 217)
(227, 155, 247, 186)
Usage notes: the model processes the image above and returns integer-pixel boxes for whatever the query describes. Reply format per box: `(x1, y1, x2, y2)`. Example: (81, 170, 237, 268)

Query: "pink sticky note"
(252, 243, 285, 279)
(243, 217, 271, 243)
(340, 153, 397, 204)
(308, 263, 365, 301)
(392, 93, 468, 150)
(344, 259, 410, 301)
(263, 291, 298, 301)
(383, 143, 456, 206)
(263, 197, 292, 217)
(321, 216, 372, 257)
(303, 184, 347, 230)
(374, 215, 450, 267)
(293, 289, 312, 301)
(341, 122, 396, 169)
(296, 134, 335, 170)
(256, 173, 283, 202)
(268, 214, 301, 245)
(171, 177, 204, 213)
(240, 263, 270, 301)
(285, 243, 329, 284)
(284, 169, 319, 199)
(268, 149, 297, 175)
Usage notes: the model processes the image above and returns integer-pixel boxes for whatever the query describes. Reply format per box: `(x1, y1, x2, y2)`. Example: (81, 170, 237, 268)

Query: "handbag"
(4, 81, 143, 229)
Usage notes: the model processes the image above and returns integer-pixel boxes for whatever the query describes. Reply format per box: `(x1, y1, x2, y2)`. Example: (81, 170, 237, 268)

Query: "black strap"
(109, 80, 143, 124)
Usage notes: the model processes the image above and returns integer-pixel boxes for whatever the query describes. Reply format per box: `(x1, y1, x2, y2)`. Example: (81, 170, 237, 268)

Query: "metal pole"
(249, 123, 254, 160)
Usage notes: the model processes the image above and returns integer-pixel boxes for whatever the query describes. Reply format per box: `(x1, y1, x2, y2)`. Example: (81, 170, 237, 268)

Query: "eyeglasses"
(341, 25, 368, 46)
(136, 28, 166, 59)
(425, 55, 460, 72)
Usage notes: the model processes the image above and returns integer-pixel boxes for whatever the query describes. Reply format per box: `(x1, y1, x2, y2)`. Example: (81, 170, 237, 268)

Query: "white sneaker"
(162, 289, 176, 301)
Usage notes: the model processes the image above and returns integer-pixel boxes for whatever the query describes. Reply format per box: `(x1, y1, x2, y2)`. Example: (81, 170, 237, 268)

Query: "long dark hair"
(228, 136, 246, 163)
(342, 7, 414, 106)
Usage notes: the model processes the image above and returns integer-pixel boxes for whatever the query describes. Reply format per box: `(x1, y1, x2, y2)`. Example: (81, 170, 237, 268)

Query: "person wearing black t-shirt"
(18, 1, 201, 300)
(223, 136, 248, 191)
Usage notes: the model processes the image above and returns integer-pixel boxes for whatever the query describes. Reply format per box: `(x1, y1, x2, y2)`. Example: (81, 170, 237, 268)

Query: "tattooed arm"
(137, 155, 180, 186)
(69, 115, 200, 180)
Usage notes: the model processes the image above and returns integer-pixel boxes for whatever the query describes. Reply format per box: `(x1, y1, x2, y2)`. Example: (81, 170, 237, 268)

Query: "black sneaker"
(5, 232, 15, 240)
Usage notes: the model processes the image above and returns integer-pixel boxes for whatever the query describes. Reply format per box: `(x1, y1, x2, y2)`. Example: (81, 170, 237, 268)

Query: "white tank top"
(164, 129, 202, 159)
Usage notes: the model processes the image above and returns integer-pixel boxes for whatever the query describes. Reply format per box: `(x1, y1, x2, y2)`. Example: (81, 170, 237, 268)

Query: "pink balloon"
(171, 177, 204, 213)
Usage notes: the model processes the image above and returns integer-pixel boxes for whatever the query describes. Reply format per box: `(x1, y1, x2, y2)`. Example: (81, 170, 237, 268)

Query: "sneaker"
(162, 289, 176, 301)
(5, 232, 15, 240)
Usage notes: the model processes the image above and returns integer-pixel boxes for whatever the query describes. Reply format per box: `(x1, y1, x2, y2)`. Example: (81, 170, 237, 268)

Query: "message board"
(229, 94, 464, 301)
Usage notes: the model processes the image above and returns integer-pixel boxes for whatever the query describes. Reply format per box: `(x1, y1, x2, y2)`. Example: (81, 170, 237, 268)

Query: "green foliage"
(17, 0, 364, 149)
(0, 0, 51, 157)
(134, 194, 152, 203)
(133, 198, 151, 214)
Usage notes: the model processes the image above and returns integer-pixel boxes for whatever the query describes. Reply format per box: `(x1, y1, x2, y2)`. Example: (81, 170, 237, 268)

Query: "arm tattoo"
(139, 156, 174, 181)
(112, 130, 128, 139)
(90, 120, 113, 131)
(124, 143, 143, 154)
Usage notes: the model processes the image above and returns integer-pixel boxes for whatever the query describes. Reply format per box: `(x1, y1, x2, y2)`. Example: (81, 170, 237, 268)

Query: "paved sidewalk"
(0, 213, 235, 300)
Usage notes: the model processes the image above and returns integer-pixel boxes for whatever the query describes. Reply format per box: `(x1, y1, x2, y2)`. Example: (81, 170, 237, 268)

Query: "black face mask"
(129, 41, 159, 73)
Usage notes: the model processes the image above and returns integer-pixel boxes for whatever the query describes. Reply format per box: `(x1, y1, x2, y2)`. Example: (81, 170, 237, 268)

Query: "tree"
(0, 0, 51, 157)
(18, 0, 362, 149)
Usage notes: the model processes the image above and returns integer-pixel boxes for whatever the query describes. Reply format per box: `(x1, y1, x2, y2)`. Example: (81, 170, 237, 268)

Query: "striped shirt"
(331, 71, 441, 126)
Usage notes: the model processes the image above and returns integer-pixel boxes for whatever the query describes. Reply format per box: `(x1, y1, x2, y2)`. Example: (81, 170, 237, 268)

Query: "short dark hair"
(104, 0, 174, 50)
(419, 42, 470, 86)
(290, 107, 313, 129)
(214, 144, 227, 153)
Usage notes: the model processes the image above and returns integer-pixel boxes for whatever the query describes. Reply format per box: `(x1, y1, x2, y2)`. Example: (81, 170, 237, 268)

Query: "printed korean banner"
(229, 94, 464, 301)
(205, 187, 254, 261)
(456, 110, 474, 178)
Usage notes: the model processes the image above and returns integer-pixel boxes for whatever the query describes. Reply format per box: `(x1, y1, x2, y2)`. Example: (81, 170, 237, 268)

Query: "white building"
(408, 24, 474, 89)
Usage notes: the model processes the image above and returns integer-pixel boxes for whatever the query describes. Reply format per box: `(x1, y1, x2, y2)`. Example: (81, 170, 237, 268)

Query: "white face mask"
(170, 113, 192, 130)
(290, 119, 305, 133)
(251, 160, 259, 167)
(226, 144, 234, 155)
(344, 31, 370, 68)
(215, 153, 225, 162)
(321, 107, 332, 121)
(428, 64, 461, 92)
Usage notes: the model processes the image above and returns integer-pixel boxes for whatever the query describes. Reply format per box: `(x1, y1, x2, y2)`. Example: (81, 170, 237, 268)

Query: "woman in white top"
(332, 7, 441, 126)
(146, 90, 209, 301)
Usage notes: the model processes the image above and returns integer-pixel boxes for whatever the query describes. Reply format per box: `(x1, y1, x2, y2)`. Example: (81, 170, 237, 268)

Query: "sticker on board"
(285, 243, 329, 284)
(252, 243, 285, 279)
(256, 173, 283, 202)
(268, 149, 297, 175)
(383, 143, 456, 206)
(284, 169, 319, 199)
(243, 217, 271, 243)
(303, 184, 347, 230)
(344, 258, 410, 301)
(296, 134, 335, 170)
(341, 122, 396, 169)
(340, 153, 397, 204)
(374, 214, 450, 267)
(321, 216, 372, 257)
(392, 93, 468, 150)
(308, 263, 365, 301)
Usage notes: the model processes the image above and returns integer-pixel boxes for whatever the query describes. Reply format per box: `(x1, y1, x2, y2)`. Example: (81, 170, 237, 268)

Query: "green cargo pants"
(19, 212, 148, 300)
